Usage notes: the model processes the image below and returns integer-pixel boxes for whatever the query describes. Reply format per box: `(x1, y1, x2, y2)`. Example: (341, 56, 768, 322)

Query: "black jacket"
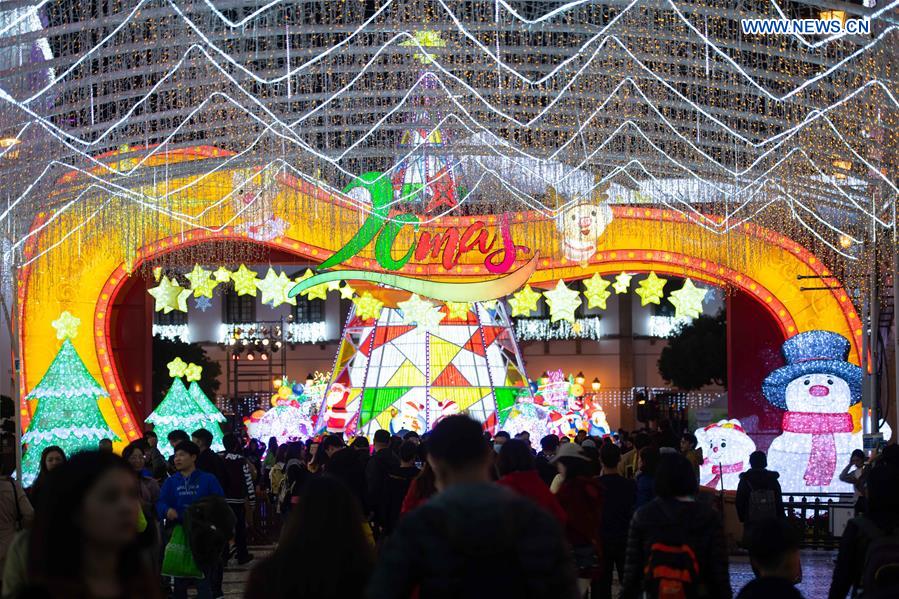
(365, 447, 400, 522)
(620, 497, 731, 599)
(326, 448, 366, 505)
(196, 448, 227, 487)
(736, 577, 804, 599)
(366, 482, 579, 599)
(735, 468, 784, 523)
(828, 512, 899, 599)
(221, 451, 256, 504)
(535, 453, 556, 487)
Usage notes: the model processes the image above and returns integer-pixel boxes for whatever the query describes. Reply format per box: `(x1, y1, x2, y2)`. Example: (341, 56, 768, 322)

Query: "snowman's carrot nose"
(809, 385, 830, 397)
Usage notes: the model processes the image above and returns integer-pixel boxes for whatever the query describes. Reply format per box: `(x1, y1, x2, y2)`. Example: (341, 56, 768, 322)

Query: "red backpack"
(643, 504, 701, 599)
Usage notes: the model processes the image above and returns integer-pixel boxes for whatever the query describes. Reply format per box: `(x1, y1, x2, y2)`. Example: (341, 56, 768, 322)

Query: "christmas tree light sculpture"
(146, 359, 222, 457)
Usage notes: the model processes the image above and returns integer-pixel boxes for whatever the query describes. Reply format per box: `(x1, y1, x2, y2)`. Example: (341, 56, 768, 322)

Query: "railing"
(784, 492, 856, 549)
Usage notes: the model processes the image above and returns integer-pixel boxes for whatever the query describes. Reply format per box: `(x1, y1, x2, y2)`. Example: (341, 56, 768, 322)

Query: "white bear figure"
(762, 331, 862, 494)
(695, 419, 756, 491)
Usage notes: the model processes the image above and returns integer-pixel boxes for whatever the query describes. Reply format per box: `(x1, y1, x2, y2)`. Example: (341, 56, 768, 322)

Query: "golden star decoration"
(167, 357, 188, 379)
(353, 292, 384, 320)
(52, 311, 80, 340)
(543, 280, 581, 324)
(293, 269, 328, 301)
(338, 282, 356, 299)
(326, 280, 341, 291)
(213, 266, 232, 283)
(445, 301, 471, 320)
(612, 272, 633, 294)
(230, 265, 259, 297)
(152, 266, 163, 282)
(148, 275, 191, 313)
(480, 299, 498, 310)
(668, 278, 708, 319)
(184, 264, 218, 299)
(184, 363, 203, 382)
(256, 268, 296, 307)
(398, 294, 446, 332)
(508, 284, 541, 317)
(635, 272, 668, 306)
(583, 273, 612, 310)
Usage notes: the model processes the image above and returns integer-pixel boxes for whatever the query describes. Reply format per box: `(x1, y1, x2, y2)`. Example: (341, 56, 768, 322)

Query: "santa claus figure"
(762, 331, 862, 493)
(324, 384, 352, 434)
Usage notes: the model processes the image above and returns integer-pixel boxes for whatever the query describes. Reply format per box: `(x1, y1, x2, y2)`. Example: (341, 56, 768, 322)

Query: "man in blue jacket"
(157, 440, 224, 599)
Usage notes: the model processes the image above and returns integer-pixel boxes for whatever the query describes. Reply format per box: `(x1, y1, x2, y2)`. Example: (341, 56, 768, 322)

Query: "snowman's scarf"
(702, 459, 743, 489)
(782, 412, 853, 486)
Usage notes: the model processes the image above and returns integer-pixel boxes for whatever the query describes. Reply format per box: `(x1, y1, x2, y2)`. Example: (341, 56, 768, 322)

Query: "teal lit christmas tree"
(186, 375, 224, 452)
(21, 312, 118, 485)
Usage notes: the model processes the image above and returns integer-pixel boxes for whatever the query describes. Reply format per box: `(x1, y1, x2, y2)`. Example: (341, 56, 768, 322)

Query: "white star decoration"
(612, 272, 633, 294)
(543, 280, 581, 324)
(398, 294, 446, 332)
(668, 278, 708, 319)
(256, 268, 297, 307)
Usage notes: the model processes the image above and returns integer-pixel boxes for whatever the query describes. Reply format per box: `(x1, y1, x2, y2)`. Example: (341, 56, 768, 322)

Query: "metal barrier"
(783, 493, 855, 549)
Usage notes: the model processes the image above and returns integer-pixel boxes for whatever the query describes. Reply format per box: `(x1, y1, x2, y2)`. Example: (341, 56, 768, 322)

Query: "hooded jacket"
(735, 468, 785, 523)
(497, 470, 567, 523)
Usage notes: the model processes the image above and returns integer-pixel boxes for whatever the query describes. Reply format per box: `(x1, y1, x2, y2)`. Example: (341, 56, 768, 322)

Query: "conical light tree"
(145, 358, 219, 457)
(185, 364, 224, 452)
(21, 312, 118, 484)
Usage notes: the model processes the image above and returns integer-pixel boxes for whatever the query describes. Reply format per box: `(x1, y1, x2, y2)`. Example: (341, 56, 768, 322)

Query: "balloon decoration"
(243, 377, 321, 444)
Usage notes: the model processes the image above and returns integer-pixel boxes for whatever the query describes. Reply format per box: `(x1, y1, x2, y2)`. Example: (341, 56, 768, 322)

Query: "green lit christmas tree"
(186, 377, 224, 453)
(21, 312, 118, 485)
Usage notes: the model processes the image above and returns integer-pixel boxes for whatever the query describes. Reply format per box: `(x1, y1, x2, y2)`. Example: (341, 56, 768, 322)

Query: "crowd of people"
(0, 416, 898, 598)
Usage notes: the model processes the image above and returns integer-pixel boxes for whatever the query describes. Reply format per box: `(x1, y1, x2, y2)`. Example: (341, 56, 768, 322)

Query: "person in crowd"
(681, 432, 702, 481)
(263, 437, 279, 475)
(654, 420, 679, 450)
(735, 450, 785, 546)
(282, 442, 308, 515)
(165, 430, 190, 473)
(580, 439, 600, 475)
(221, 433, 255, 566)
(383, 440, 421, 533)
(156, 441, 224, 599)
(839, 449, 868, 514)
(322, 434, 366, 504)
(829, 462, 899, 599)
(143, 431, 168, 481)
(306, 438, 320, 463)
(574, 430, 588, 446)
(552, 442, 603, 595)
(736, 518, 804, 599)
(246, 475, 374, 599)
(97, 438, 113, 453)
(402, 431, 421, 445)
(536, 434, 560, 486)
(122, 443, 160, 516)
(26, 445, 65, 510)
(620, 432, 649, 478)
(367, 415, 578, 598)
(594, 442, 636, 599)
(353, 436, 371, 471)
(514, 431, 532, 450)
(307, 439, 328, 475)
(620, 453, 731, 599)
(191, 428, 226, 486)
(243, 439, 263, 483)
(617, 430, 632, 453)
(400, 460, 437, 515)
(365, 429, 400, 538)
(0, 455, 33, 591)
(3, 451, 159, 599)
(496, 439, 566, 523)
(492, 430, 511, 452)
(634, 446, 660, 508)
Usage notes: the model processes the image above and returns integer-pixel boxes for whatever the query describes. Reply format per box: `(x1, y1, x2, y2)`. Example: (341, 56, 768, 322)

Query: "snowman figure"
(695, 419, 756, 491)
(762, 330, 862, 493)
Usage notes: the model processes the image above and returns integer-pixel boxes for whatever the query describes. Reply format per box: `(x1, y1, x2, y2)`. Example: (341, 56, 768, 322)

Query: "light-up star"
(304, 282, 330, 301)
(52, 311, 80, 340)
(194, 296, 212, 312)
(184, 363, 203, 383)
(230, 265, 259, 297)
(152, 266, 163, 282)
(668, 278, 708, 319)
(583, 273, 612, 310)
(167, 357, 188, 379)
(400, 30, 446, 64)
(508, 284, 541, 317)
(613, 272, 633, 294)
(213, 266, 232, 283)
(256, 268, 296, 307)
(445, 301, 471, 320)
(543, 280, 581, 324)
(481, 299, 498, 310)
(148, 275, 191, 313)
(398, 294, 445, 332)
(338, 282, 356, 299)
(185, 264, 218, 298)
(353, 292, 384, 320)
(635, 272, 668, 306)
(326, 280, 341, 291)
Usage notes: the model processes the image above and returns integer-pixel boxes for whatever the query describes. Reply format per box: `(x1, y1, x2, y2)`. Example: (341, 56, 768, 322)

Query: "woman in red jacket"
(553, 442, 604, 597)
(496, 439, 567, 523)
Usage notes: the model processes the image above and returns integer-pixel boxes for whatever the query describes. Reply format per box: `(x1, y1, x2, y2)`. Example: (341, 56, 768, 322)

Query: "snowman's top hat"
(762, 330, 862, 410)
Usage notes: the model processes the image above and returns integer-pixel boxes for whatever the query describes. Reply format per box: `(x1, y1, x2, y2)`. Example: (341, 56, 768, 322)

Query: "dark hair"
(866, 463, 899, 515)
(880, 444, 899, 468)
(27, 451, 159, 598)
(496, 439, 535, 476)
(352, 436, 369, 451)
(540, 434, 560, 452)
(600, 442, 622, 468)
(654, 454, 698, 498)
(267, 437, 279, 451)
(121, 443, 144, 463)
(494, 431, 511, 441)
(747, 518, 800, 571)
(167, 429, 189, 444)
(246, 476, 374, 598)
(191, 428, 213, 448)
(38, 446, 66, 475)
(144, 430, 157, 440)
(322, 434, 345, 452)
(749, 450, 767, 469)
(98, 438, 113, 447)
(223, 433, 241, 453)
(403, 431, 420, 441)
(373, 429, 391, 445)
(558, 456, 592, 479)
(633, 432, 651, 450)
(174, 441, 200, 457)
(399, 440, 418, 463)
(638, 446, 660, 475)
(681, 433, 697, 449)
(426, 415, 488, 469)
(851, 448, 865, 460)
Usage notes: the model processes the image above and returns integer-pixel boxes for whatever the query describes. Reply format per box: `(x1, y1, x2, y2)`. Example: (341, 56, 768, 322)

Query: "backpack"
(746, 479, 778, 522)
(854, 517, 899, 596)
(643, 504, 701, 599)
